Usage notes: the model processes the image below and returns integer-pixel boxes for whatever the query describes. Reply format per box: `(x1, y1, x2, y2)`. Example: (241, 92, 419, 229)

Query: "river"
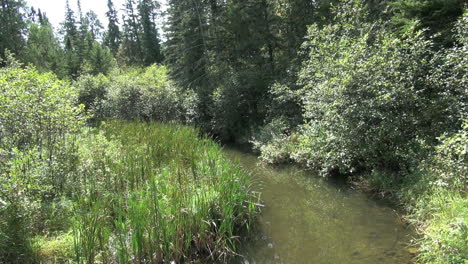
(225, 148, 415, 264)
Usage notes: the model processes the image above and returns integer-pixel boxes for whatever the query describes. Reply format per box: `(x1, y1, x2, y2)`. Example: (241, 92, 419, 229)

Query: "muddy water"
(224, 148, 415, 264)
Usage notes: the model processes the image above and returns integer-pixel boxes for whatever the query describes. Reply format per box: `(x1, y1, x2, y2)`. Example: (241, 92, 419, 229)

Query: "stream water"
(224, 148, 416, 264)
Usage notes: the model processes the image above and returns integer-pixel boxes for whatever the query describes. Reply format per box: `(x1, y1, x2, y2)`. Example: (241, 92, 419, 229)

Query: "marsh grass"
(72, 121, 258, 263)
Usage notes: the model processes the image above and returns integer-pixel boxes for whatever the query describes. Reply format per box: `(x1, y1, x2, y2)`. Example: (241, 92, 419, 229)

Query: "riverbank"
(0, 61, 259, 264)
(250, 123, 468, 263)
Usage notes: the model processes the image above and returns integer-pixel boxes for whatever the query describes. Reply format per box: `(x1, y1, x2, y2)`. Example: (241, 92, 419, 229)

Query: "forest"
(0, 0, 466, 263)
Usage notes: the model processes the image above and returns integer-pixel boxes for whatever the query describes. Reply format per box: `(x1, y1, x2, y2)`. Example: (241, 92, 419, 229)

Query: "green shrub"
(75, 74, 110, 121)
(256, 1, 466, 182)
(250, 118, 296, 164)
(0, 148, 46, 263)
(75, 65, 199, 124)
(295, 0, 437, 175)
(31, 233, 74, 264)
(402, 121, 467, 263)
(0, 56, 84, 262)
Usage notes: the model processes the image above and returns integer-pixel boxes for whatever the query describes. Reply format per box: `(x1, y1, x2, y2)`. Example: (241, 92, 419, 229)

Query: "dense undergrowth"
(249, 4, 468, 263)
(1, 0, 466, 262)
(74, 65, 199, 124)
(0, 58, 257, 263)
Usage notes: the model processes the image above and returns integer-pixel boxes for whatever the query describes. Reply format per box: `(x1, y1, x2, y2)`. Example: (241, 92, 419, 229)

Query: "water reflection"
(224, 148, 415, 264)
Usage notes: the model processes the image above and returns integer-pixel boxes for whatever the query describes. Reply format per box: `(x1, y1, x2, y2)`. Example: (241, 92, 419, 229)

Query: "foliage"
(75, 64, 198, 123)
(164, 0, 209, 91)
(0, 0, 27, 63)
(0, 56, 84, 168)
(70, 121, 258, 263)
(137, 0, 163, 65)
(254, 1, 466, 181)
(250, 117, 296, 164)
(0, 148, 47, 263)
(24, 19, 66, 78)
(401, 121, 467, 263)
(293, 1, 434, 175)
(390, 0, 465, 46)
(32, 232, 74, 263)
(81, 41, 116, 75)
(118, 0, 163, 66)
(104, 0, 121, 56)
(0, 57, 84, 262)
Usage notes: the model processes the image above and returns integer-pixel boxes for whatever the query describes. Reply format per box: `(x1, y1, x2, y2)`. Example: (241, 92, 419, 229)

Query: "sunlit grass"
(71, 121, 258, 263)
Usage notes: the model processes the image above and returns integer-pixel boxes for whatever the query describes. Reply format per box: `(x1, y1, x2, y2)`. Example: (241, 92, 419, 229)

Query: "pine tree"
(137, 0, 162, 65)
(62, 0, 80, 78)
(24, 11, 65, 77)
(165, 0, 209, 89)
(84, 11, 103, 41)
(63, 0, 77, 51)
(104, 0, 121, 55)
(0, 0, 27, 62)
(390, 0, 465, 46)
(120, 0, 143, 64)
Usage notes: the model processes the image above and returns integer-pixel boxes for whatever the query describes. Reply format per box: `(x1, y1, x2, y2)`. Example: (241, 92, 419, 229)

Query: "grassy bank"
(0, 59, 258, 263)
(399, 123, 467, 263)
(68, 121, 258, 263)
(29, 121, 259, 263)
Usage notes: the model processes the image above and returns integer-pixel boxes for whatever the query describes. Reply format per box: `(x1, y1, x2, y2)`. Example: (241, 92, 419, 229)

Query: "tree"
(104, 0, 121, 56)
(0, 0, 27, 63)
(164, 0, 209, 89)
(138, 0, 162, 65)
(119, 0, 143, 64)
(390, 0, 465, 46)
(62, 0, 80, 78)
(287, 0, 465, 179)
(80, 11, 104, 64)
(83, 41, 115, 75)
(62, 0, 78, 52)
(24, 11, 66, 77)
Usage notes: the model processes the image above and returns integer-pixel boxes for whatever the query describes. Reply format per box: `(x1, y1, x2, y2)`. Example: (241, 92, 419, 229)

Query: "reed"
(72, 121, 258, 263)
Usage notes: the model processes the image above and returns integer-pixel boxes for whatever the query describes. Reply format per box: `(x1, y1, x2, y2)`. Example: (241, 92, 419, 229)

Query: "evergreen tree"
(83, 41, 115, 75)
(24, 11, 65, 77)
(80, 10, 104, 59)
(104, 0, 121, 55)
(84, 11, 103, 41)
(164, 0, 209, 89)
(0, 0, 27, 63)
(62, 0, 80, 78)
(138, 0, 162, 65)
(62, 0, 77, 51)
(120, 0, 143, 64)
(76, 0, 88, 67)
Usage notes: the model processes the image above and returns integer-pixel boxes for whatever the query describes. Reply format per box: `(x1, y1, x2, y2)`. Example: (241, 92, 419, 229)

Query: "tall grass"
(72, 121, 258, 263)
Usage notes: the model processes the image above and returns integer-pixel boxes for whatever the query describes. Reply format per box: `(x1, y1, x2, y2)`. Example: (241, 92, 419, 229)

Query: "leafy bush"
(250, 118, 296, 164)
(75, 65, 199, 124)
(0, 148, 47, 263)
(295, 1, 437, 175)
(0, 56, 84, 262)
(256, 1, 466, 182)
(402, 121, 467, 263)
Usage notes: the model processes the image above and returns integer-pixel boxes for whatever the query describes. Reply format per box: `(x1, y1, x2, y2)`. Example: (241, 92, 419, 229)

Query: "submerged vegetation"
(1, 0, 467, 262)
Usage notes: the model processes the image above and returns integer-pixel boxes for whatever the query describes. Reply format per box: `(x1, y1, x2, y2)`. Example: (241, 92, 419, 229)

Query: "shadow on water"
(223, 147, 416, 264)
